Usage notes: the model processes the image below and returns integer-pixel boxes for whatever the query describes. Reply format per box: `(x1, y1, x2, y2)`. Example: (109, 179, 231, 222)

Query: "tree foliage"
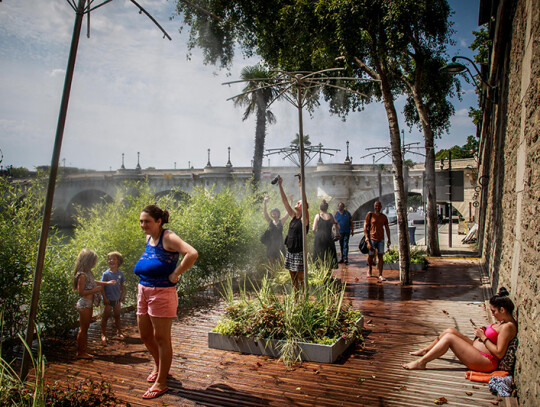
(233, 64, 278, 188)
(435, 135, 478, 160)
(0, 177, 48, 339)
(175, 0, 459, 281)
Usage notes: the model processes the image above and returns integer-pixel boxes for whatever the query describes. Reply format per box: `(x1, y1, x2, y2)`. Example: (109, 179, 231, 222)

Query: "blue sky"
(0, 0, 480, 171)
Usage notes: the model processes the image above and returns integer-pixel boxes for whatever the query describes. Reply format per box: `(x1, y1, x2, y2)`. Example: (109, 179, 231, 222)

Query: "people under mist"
(364, 201, 391, 282)
(134, 204, 198, 400)
(73, 248, 116, 359)
(277, 175, 309, 292)
(335, 202, 354, 264)
(402, 288, 517, 371)
(312, 199, 338, 269)
(262, 195, 289, 262)
(100, 251, 126, 344)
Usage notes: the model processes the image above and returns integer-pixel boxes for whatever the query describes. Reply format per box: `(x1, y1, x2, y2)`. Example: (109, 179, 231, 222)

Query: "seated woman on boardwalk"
(402, 288, 517, 372)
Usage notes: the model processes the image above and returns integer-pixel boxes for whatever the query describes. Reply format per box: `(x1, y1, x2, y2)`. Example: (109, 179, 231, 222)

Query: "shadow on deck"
(40, 256, 501, 406)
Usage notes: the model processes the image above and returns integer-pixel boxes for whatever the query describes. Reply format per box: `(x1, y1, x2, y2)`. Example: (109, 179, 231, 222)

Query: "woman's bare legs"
(289, 270, 305, 299)
(77, 307, 94, 358)
(402, 332, 493, 371)
(410, 328, 474, 356)
(138, 314, 173, 392)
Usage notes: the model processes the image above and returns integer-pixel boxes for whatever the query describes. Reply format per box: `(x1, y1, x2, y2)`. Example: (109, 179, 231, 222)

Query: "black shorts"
(107, 300, 120, 307)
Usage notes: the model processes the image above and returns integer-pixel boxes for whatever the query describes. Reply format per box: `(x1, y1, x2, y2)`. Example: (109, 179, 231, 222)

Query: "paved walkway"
(39, 251, 504, 406)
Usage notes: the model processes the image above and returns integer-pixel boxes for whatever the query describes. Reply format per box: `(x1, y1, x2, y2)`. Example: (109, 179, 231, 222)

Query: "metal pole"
(297, 84, 309, 288)
(448, 151, 453, 248)
(21, 0, 86, 379)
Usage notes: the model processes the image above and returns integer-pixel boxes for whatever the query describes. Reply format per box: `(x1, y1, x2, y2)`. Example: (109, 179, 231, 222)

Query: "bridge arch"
(66, 189, 114, 222)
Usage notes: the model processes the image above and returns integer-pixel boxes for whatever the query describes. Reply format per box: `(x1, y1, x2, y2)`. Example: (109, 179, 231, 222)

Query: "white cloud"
(0, 0, 478, 171)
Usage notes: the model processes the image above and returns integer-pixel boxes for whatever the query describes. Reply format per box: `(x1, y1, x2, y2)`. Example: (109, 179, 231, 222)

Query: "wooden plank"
(33, 257, 504, 406)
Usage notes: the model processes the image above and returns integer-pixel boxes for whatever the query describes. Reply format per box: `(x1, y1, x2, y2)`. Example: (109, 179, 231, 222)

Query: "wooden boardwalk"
(41, 256, 503, 406)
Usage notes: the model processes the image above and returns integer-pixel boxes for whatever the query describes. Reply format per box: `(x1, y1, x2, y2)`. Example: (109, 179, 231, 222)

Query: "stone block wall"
(478, 0, 539, 404)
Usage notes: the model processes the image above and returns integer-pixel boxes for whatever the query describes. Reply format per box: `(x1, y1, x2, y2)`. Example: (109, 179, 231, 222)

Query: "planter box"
(385, 262, 426, 271)
(208, 317, 363, 364)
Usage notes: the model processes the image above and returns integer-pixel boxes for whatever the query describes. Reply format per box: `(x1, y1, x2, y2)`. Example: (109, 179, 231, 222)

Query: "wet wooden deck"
(40, 256, 503, 406)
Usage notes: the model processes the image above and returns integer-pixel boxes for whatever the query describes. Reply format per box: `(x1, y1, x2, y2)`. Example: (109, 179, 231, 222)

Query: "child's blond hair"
(107, 251, 124, 267)
(73, 249, 98, 290)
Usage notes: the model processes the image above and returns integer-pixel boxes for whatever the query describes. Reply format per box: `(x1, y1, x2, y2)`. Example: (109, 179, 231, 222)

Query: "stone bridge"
(48, 159, 477, 227)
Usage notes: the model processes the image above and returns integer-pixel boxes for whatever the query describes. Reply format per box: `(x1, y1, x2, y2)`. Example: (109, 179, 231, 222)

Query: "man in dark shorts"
(364, 201, 391, 281)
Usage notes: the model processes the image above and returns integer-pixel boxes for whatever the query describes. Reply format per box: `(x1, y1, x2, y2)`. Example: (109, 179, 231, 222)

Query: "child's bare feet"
(101, 334, 107, 344)
(409, 349, 427, 356)
(401, 360, 426, 370)
(117, 332, 126, 340)
(76, 353, 94, 359)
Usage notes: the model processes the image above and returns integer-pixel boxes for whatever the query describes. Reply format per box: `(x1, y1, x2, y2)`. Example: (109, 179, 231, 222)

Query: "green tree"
(468, 26, 491, 128)
(233, 64, 278, 189)
(175, 0, 456, 284)
(290, 133, 311, 147)
(402, 53, 459, 257)
(435, 135, 478, 160)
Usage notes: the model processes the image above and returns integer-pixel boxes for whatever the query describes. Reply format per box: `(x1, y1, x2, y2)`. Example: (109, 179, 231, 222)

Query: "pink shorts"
(137, 284, 178, 318)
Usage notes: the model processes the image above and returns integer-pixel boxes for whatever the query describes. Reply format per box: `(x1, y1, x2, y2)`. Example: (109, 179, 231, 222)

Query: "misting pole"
(296, 81, 309, 287)
(20, 0, 86, 379)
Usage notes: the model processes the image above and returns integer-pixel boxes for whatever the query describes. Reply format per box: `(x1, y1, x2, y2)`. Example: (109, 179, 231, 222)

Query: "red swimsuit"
(479, 324, 499, 371)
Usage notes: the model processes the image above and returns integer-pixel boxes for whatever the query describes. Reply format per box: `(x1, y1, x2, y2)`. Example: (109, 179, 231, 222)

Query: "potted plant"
(383, 246, 428, 271)
(208, 264, 364, 364)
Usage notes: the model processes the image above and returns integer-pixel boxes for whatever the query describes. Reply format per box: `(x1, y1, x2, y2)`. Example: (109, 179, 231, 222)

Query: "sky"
(0, 0, 481, 171)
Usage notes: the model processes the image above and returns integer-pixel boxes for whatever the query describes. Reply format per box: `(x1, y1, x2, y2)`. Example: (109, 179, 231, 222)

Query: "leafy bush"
(0, 176, 61, 339)
(170, 185, 265, 293)
(383, 246, 428, 265)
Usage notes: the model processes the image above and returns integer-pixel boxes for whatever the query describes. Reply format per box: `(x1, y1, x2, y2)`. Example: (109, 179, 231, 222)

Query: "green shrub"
(0, 176, 57, 339)
(170, 185, 264, 293)
(383, 246, 428, 265)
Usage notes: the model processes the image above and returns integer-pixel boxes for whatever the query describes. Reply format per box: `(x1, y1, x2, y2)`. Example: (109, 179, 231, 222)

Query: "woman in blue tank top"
(134, 205, 198, 399)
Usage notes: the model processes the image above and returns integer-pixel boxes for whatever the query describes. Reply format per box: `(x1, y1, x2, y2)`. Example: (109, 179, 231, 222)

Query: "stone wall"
(478, 0, 539, 404)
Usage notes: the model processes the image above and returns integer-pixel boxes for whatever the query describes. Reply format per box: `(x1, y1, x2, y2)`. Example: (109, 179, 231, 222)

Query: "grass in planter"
(213, 263, 363, 364)
(383, 246, 428, 265)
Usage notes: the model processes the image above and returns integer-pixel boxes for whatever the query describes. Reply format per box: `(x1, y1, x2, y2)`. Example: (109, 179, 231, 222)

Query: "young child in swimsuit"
(100, 251, 126, 343)
(73, 249, 116, 359)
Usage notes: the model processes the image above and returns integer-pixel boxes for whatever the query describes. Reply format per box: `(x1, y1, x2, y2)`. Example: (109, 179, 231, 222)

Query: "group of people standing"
(261, 176, 356, 280)
(261, 176, 392, 281)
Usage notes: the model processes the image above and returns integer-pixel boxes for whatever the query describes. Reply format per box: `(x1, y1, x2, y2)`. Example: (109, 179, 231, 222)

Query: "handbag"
(260, 229, 271, 245)
(359, 235, 370, 254)
(331, 224, 341, 241)
(359, 212, 372, 254)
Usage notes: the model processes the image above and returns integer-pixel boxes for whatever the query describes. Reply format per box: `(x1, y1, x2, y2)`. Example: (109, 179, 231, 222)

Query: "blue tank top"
(134, 230, 180, 287)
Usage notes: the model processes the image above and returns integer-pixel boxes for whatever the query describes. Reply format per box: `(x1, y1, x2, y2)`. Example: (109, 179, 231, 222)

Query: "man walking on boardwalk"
(364, 201, 391, 281)
(335, 202, 354, 264)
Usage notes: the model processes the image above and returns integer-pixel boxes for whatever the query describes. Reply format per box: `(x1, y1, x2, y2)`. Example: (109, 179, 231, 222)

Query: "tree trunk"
(378, 65, 411, 285)
(251, 94, 267, 190)
(408, 84, 441, 256)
